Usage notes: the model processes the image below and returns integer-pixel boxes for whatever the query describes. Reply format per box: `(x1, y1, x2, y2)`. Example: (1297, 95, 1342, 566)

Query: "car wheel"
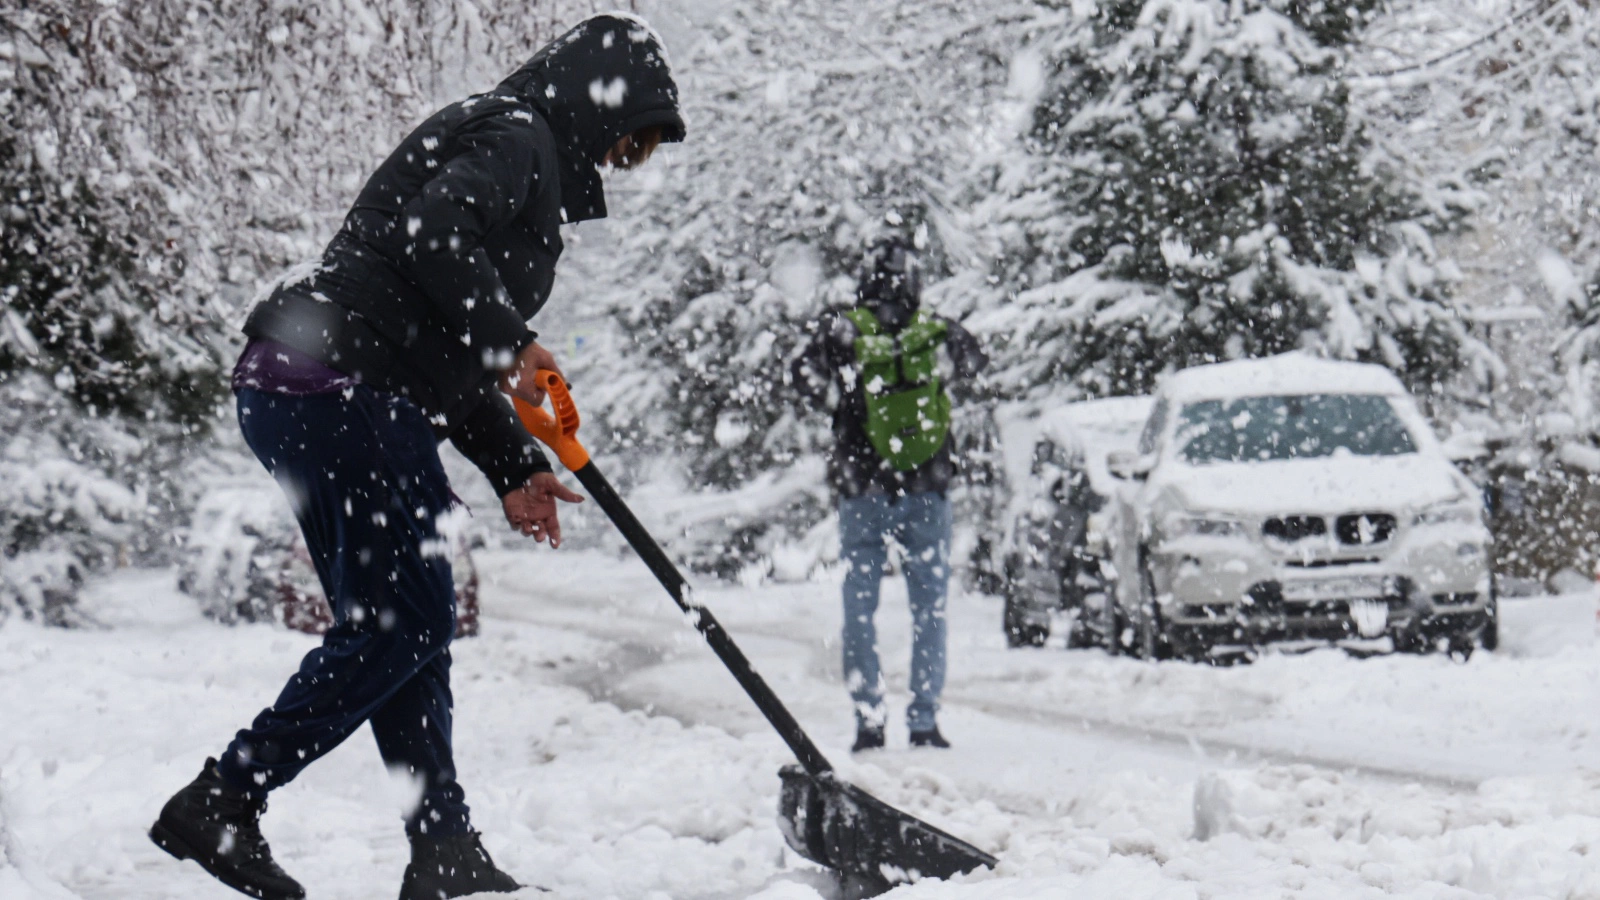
(1003, 589, 1049, 648)
(1064, 607, 1096, 649)
(1480, 583, 1500, 652)
(1060, 553, 1087, 612)
(1137, 553, 1174, 661)
(1175, 634, 1212, 664)
(1105, 574, 1130, 656)
(1392, 629, 1430, 655)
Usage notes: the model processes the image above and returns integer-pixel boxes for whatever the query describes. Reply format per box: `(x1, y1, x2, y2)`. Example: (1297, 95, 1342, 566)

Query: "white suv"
(1103, 354, 1495, 659)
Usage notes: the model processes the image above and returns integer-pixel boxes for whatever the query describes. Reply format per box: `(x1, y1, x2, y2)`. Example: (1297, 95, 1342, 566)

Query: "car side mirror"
(1107, 450, 1153, 481)
(1030, 440, 1058, 477)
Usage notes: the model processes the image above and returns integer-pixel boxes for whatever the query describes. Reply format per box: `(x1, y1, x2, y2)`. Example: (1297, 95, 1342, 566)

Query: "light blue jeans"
(839, 492, 952, 733)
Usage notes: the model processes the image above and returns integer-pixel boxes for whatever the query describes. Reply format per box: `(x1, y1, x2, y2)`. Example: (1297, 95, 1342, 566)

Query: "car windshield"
(1174, 393, 1417, 464)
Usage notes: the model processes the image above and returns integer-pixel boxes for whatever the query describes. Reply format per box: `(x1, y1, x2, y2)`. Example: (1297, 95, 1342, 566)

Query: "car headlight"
(1413, 501, 1482, 528)
(1164, 514, 1251, 540)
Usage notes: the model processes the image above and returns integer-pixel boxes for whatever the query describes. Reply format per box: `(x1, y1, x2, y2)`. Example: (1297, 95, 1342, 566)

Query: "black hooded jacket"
(243, 14, 685, 495)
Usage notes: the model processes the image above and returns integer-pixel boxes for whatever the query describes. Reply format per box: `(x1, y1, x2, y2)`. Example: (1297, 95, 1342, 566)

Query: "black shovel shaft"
(571, 461, 835, 777)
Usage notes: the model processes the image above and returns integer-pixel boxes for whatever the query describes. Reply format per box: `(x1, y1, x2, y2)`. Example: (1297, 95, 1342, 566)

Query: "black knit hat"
(857, 236, 922, 309)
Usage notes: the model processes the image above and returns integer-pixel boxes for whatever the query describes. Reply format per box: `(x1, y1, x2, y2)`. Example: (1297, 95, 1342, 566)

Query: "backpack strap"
(844, 308, 948, 388)
(842, 307, 897, 385)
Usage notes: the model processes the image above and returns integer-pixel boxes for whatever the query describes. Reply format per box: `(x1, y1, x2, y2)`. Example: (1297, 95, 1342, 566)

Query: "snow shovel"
(513, 370, 998, 897)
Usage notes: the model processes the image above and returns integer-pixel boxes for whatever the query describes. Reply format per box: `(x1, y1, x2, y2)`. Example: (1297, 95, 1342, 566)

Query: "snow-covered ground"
(4, 552, 1600, 899)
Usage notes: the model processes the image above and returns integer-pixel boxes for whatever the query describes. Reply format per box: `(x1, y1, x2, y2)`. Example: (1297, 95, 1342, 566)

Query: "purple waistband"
(232, 339, 357, 396)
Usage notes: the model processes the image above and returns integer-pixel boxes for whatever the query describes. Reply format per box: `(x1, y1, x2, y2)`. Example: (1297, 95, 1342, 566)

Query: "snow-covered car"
(1101, 355, 1496, 659)
(996, 396, 1153, 648)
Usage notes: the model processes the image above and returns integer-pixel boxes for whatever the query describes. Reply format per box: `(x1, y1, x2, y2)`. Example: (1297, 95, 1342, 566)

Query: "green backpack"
(843, 307, 952, 471)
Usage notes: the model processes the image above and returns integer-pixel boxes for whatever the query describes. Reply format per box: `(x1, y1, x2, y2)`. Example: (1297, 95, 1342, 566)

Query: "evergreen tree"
(982, 0, 1484, 400)
(1555, 261, 1600, 427)
(0, 113, 221, 425)
(0, 0, 603, 618)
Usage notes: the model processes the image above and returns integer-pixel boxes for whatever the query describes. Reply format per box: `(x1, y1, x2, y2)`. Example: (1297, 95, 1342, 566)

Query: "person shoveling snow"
(148, 14, 685, 900)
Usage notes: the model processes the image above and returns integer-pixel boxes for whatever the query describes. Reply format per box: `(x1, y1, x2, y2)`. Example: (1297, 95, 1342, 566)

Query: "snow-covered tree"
(0, 0, 603, 619)
(1350, 0, 1600, 430)
(1552, 258, 1600, 432)
(586, 1, 1013, 475)
(567, 0, 1024, 572)
(0, 2, 227, 620)
(1351, 1, 1600, 584)
(0, 4, 226, 422)
(977, 0, 1486, 401)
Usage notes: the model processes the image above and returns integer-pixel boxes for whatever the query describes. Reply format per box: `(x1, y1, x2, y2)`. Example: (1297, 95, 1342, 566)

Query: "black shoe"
(850, 724, 886, 753)
(149, 758, 305, 900)
(398, 831, 522, 900)
(909, 727, 951, 749)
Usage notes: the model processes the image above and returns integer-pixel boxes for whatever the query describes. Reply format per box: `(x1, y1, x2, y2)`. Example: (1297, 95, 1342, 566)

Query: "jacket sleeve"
(392, 109, 544, 369)
(942, 317, 989, 382)
(448, 388, 554, 497)
(790, 312, 846, 405)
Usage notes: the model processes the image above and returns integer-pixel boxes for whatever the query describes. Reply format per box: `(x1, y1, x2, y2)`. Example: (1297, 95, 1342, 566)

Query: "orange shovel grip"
(512, 369, 591, 472)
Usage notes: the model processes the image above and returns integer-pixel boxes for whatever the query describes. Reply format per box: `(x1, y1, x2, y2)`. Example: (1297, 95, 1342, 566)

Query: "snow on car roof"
(1035, 395, 1154, 459)
(1042, 396, 1154, 496)
(997, 395, 1154, 516)
(1160, 353, 1406, 404)
(998, 396, 1151, 466)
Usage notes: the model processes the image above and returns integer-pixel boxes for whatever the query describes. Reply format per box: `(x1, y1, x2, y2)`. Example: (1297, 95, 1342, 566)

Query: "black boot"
(851, 724, 886, 753)
(909, 726, 951, 749)
(149, 758, 305, 900)
(398, 831, 522, 900)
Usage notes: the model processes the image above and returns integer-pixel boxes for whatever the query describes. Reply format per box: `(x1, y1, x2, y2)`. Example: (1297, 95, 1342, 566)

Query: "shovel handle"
(510, 372, 835, 776)
(512, 370, 590, 472)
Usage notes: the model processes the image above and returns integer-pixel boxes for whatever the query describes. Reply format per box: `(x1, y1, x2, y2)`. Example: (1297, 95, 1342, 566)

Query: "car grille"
(1262, 515, 1327, 543)
(1261, 513, 1398, 547)
(1335, 513, 1396, 546)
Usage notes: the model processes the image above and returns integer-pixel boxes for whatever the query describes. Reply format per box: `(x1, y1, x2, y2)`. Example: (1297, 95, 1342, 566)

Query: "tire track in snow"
(723, 624, 1481, 792)
(495, 600, 1480, 793)
(942, 692, 1479, 792)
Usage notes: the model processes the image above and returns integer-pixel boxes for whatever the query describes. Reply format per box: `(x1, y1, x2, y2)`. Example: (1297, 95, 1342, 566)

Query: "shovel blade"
(778, 765, 997, 893)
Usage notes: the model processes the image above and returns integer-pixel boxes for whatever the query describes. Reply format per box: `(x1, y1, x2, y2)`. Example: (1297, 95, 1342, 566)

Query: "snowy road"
(4, 552, 1600, 898)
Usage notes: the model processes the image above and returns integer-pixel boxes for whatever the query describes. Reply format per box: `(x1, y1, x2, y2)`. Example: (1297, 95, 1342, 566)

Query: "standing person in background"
(148, 15, 685, 900)
(790, 236, 989, 753)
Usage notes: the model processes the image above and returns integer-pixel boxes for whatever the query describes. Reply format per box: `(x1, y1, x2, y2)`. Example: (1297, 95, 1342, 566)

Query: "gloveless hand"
(499, 341, 564, 407)
(501, 472, 584, 547)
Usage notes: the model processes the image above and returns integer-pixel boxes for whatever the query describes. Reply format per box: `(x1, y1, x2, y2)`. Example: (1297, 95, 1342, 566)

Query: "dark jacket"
(243, 14, 685, 496)
(790, 300, 988, 500)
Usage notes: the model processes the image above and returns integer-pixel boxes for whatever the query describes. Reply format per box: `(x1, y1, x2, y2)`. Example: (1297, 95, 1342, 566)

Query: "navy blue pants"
(219, 387, 470, 836)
